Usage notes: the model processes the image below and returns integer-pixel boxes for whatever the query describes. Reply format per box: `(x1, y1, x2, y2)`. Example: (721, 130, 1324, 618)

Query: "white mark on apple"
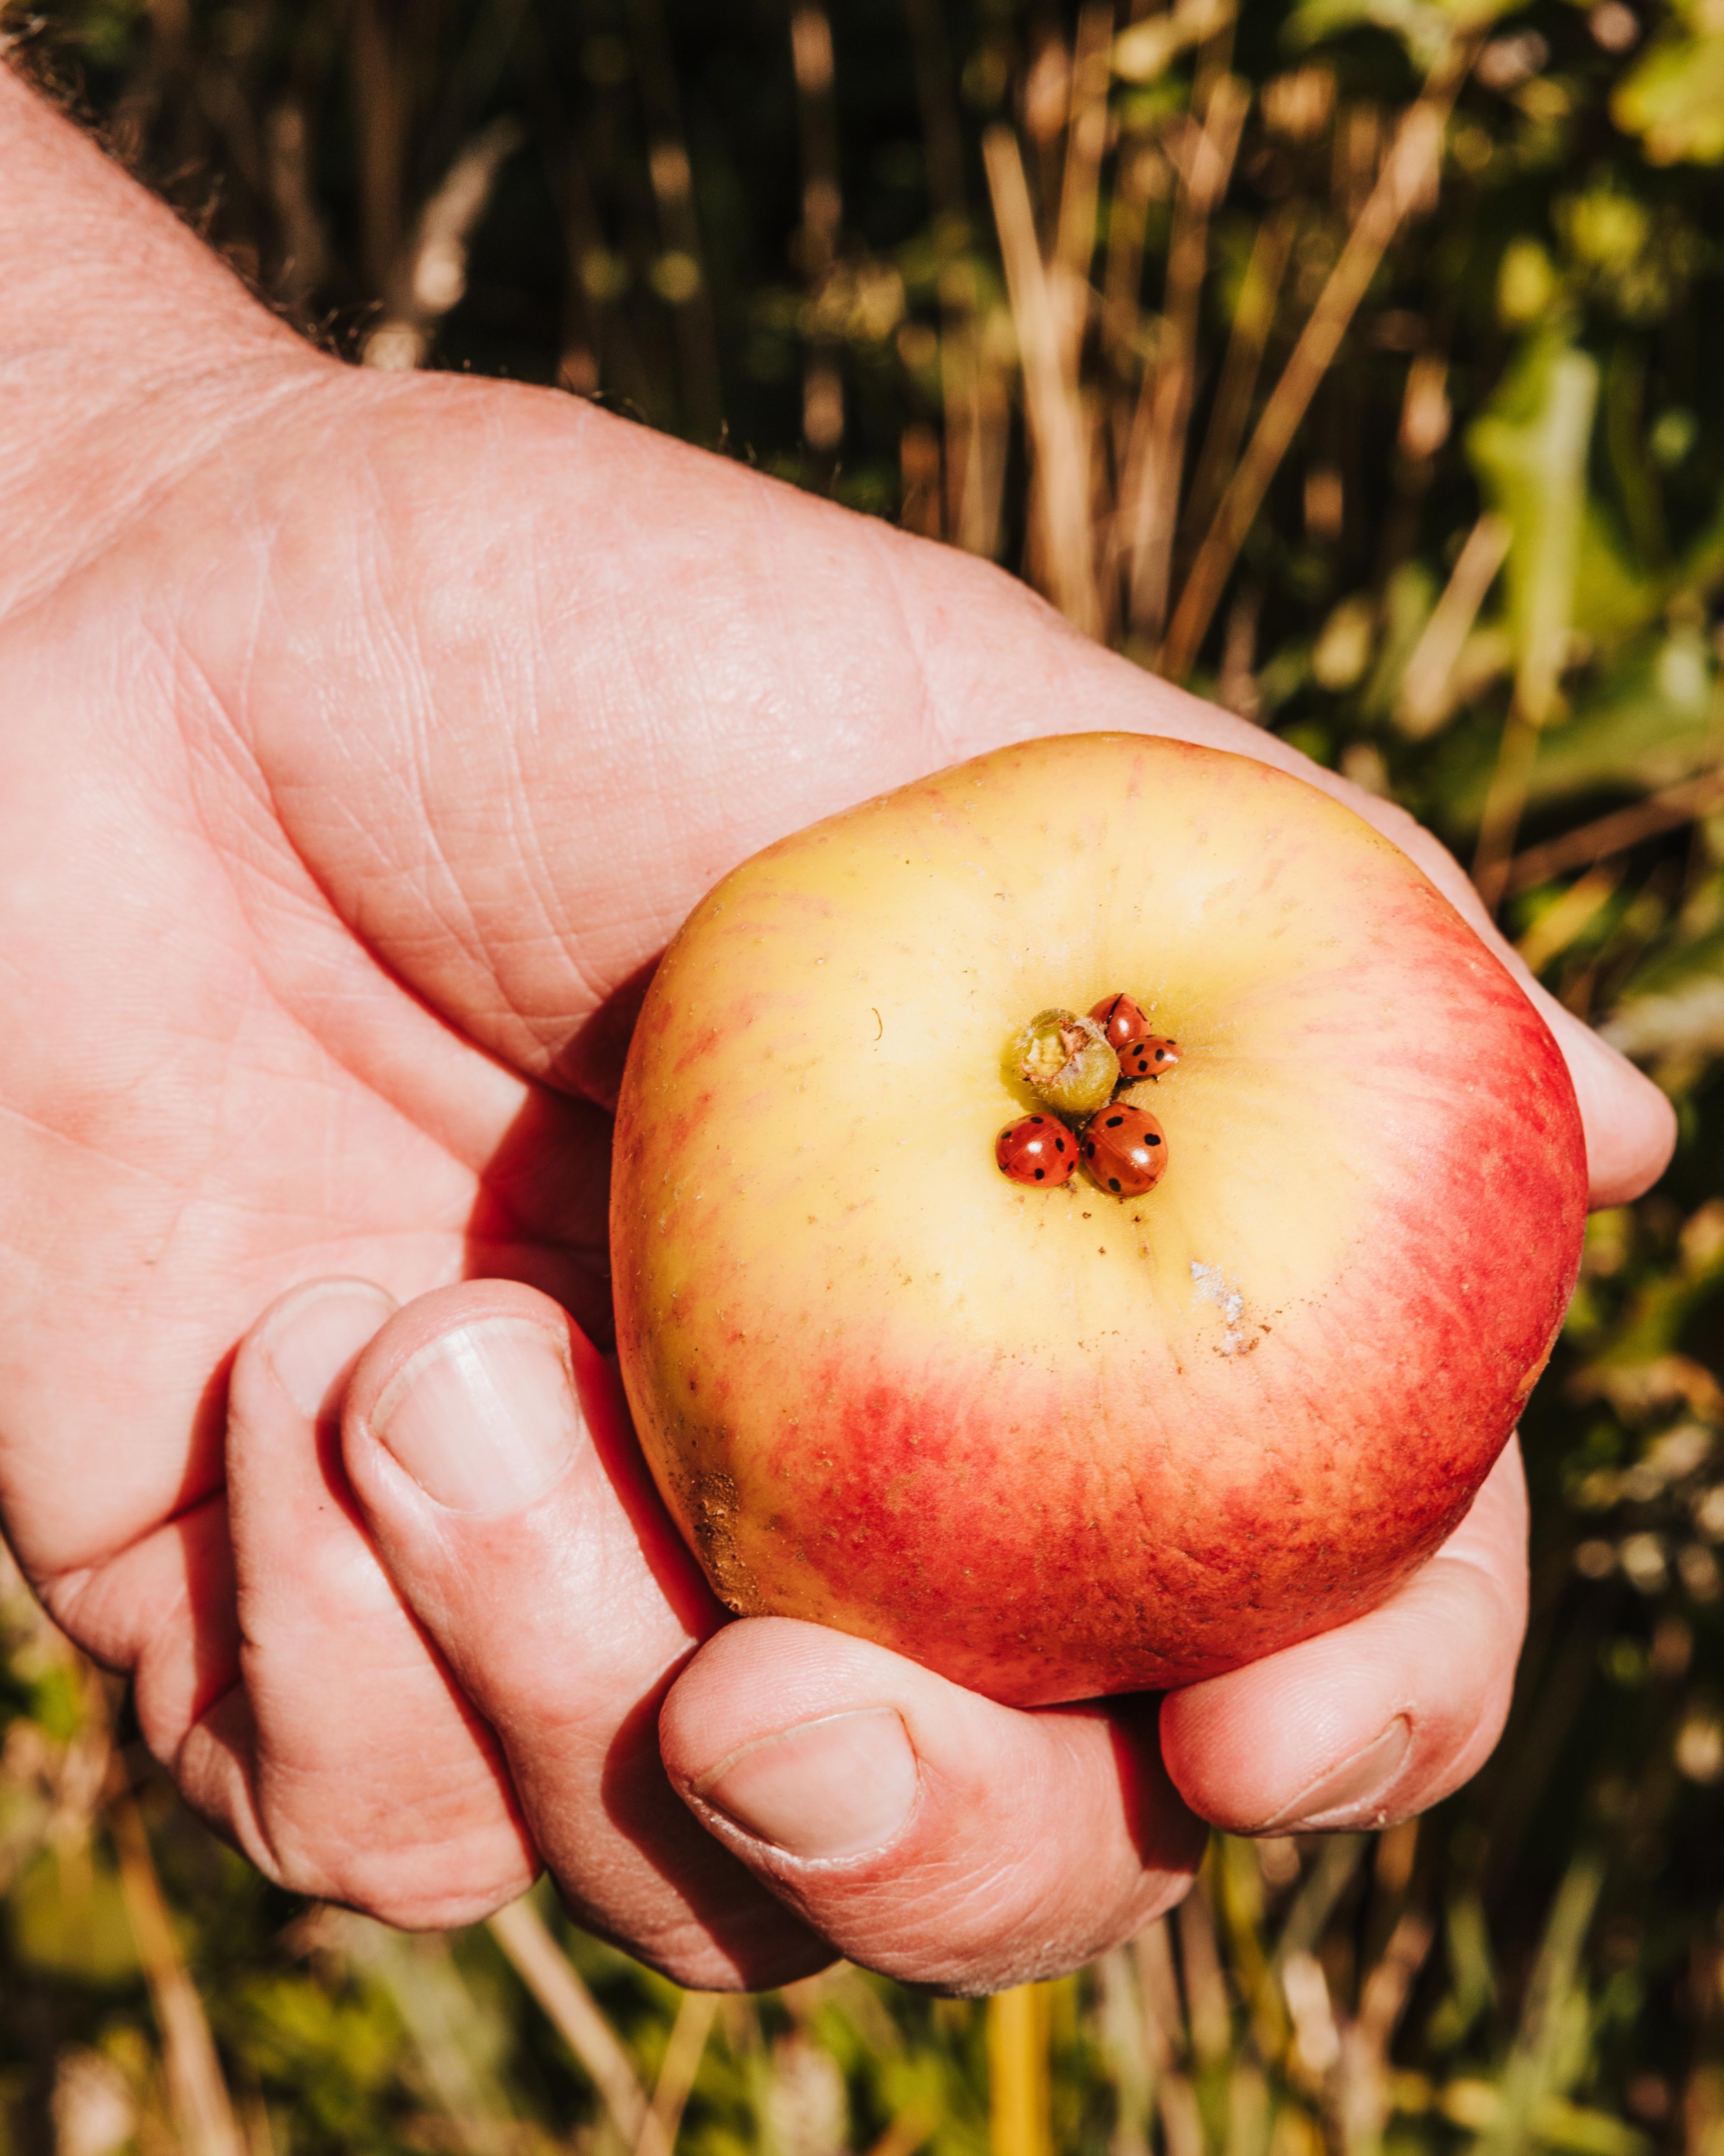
(1191, 1260, 1248, 1356)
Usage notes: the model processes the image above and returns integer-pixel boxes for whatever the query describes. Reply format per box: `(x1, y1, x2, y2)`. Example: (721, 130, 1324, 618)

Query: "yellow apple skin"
(611, 734, 1586, 1707)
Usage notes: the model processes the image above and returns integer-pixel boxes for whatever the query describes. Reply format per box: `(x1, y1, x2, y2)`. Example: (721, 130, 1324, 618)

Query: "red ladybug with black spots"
(1117, 1035, 1179, 1082)
(996, 1113, 1078, 1188)
(1080, 1105, 1168, 1198)
(1089, 992, 1150, 1053)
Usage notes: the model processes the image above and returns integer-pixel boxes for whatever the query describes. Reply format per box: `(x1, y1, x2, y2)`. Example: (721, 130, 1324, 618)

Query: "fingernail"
(371, 1317, 577, 1515)
(695, 1708, 920, 1862)
(1258, 1717, 1412, 1832)
(262, 1281, 397, 1420)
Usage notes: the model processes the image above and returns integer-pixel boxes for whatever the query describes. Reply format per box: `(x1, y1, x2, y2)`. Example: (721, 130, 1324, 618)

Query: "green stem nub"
(1014, 1009, 1120, 1119)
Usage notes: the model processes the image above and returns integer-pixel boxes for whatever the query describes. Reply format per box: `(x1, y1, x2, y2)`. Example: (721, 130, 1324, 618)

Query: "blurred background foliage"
(4, 0, 1724, 2149)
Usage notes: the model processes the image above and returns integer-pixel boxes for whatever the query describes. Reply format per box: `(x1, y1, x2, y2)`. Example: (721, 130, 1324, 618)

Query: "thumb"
(339, 1280, 827, 1987)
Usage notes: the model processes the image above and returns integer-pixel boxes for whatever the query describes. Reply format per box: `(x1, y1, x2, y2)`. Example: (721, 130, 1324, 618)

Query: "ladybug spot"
(1106, 1115, 1124, 1128)
(1034, 1169, 1045, 1180)
(1147, 1135, 1161, 1146)
(1109, 1178, 1122, 1191)
(1056, 1138, 1067, 1152)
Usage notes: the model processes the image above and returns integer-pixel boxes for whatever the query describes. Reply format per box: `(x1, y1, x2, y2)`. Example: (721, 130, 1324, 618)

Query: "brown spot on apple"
(687, 1468, 767, 1615)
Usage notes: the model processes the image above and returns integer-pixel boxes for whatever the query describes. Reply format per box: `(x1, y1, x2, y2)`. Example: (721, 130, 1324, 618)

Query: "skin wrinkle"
(865, 514, 989, 779)
(48, 1485, 223, 1670)
(0, 362, 326, 628)
(847, 1807, 1159, 1989)
(149, 539, 516, 1157)
(18, 868, 490, 1275)
(341, 697, 560, 1051)
(0, 1095, 215, 1193)
(209, 1696, 517, 1916)
(493, 725, 604, 1030)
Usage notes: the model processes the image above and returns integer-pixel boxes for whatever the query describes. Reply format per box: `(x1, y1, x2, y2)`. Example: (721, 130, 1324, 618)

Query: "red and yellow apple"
(611, 733, 1585, 1707)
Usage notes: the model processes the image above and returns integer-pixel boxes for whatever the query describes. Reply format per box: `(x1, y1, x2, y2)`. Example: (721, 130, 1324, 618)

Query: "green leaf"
(1614, 13, 1724, 166)
(7, 1848, 139, 1985)
(1283, 0, 1521, 65)
(1527, 627, 1720, 805)
(1469, 337, 1600, 724)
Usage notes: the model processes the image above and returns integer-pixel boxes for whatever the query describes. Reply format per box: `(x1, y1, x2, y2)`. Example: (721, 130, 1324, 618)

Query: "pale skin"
(0, 66, 1675, 1992)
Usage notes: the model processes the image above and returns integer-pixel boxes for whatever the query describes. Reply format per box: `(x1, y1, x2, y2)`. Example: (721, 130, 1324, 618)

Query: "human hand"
(216, 1272, 1522, 1993)
(0, 71, 1672, 1988)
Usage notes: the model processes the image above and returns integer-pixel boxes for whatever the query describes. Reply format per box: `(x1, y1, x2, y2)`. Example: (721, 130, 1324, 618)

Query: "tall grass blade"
(1163, 39, 1474, 680)
(488, 1895, 650, 2143)
(988, 1984, 1053, 2156)
(983, 124, 1101, 636)
(636, 1988, 719, 2156)
(109, 1786, 245, 2156)
(1119, 71, 1248, 644)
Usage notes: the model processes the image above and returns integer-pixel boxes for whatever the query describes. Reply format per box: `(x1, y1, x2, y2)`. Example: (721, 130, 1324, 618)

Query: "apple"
(611, 733, 1586, 1708)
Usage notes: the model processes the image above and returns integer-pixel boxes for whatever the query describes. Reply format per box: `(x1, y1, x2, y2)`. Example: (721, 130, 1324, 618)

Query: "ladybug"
(996, 1113, 1078, 1188)
(1117, 1035, 1180, 1082)
(1080, 1105, 1168, 1198)
(1089, 992, 1151, 1054)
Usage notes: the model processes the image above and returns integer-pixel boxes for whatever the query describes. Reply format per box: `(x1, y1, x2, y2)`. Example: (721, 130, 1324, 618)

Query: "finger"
(1158, 1438, 1528, 1834)
(175, 1278, 538, 1926)
(340, 1279, 826, 1989)
(1543, 1008, 1675, 1210)
(657, 1618, 1205, 1995)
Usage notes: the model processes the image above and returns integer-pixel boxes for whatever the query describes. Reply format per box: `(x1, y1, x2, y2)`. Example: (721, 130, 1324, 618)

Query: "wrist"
(0, 63, 327, 612)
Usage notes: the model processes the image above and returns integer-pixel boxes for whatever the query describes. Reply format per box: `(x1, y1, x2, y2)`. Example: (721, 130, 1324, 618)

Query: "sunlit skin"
(614, 737, 1587, 1705)
(0, 70, 1676, 1993)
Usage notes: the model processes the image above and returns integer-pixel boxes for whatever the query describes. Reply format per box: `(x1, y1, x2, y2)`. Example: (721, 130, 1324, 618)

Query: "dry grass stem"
(984, 124, 1100, 635)
(1052, 2, 1115, 379)
(1156, 2072, 1206, 2156)
(626, 0, 723, 440)
(1117, 71, 1248, 641)
(987, 1984, 1053, 2156)
(903, 0, 975, 544)
(861, 2106, 935, 2156)
(1339, 1909, 1434, 2147)
(949, 308, 1011, 558)
(1507, 770, 1724, 896)
(487, 1896, 650, 2143)
(635, 1988, 719, 2156)
(1514, 863, 1626, 972)
(1100, 140, 1156, 380)
(365, 116, 525, 369)
(110, 1785, 246, 2156)
(1178, 199, 1298, 556)
(1133, 1919, 1187, 2064)
(351, 0, 410, 295)
(791, 0, 844, 453)
(902, 0, 965, 225)
(263, 100, 329, 323)
(1216, 580, 1263, 717)
(1162, 40, 1476, 679)
(1178, 1879, 1234, 2065)
(1395, 512, 1512, 737)
(1111, 0, 1233, 90)
(1473, 709, 1543, 914)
